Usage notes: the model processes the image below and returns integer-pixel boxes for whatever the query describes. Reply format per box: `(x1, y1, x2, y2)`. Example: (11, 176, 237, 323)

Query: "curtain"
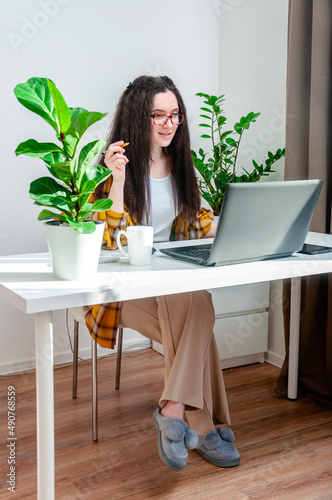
(274, 0, 332, 409)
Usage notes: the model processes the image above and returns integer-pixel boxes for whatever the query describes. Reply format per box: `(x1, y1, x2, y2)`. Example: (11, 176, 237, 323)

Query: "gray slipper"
(153, 408, 198, 471)
(196, 426, 240, 467)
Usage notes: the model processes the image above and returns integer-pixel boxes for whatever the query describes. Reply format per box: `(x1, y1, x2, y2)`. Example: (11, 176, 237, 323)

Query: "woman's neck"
(149, 146, 169, 179)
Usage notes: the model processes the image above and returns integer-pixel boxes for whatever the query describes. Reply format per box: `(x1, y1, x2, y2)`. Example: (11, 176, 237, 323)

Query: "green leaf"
(15, 139, 63, 158)
(83, 164, 112, 187)
(14, 77, 58, 133)
(252, 159, 263, 174)
(193, 161, 206, 175)
(64, 111, 107, 158)
(216, 95, 225, 105)
(199, 114, 211, 120)
(240, 116, 250, 130)
(29, 177, 71, 207)
(47, 79, 71, 136)
(196, 92, 211, 99)
(225, 137, 238, 148)
(76, 210, 94, 222)
(250, 112, 261, 121)
(37, 209, 66, 221)
(69, 107, 88, 120)
(199, 123, 211, 128)
(68, 220, 96, 234)
(47, 161, 72, 184)
(76, 140, 106, 188)
(218, 116, 227, 126)
(220, 131, 233, 140)
(42, 151, 67, 165)
(200, 107, 213, 113)
(43, 195, 73, 211)
(201, 134, 212, 139)
(79, 179, 96, 195)
(90, 199, 113, 211)
(238, 111, 261, 131)
(234, 122, 243, 134)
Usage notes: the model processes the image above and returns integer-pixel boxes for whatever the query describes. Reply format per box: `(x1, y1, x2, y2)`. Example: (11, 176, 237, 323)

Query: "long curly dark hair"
(95, 75, 201, 224)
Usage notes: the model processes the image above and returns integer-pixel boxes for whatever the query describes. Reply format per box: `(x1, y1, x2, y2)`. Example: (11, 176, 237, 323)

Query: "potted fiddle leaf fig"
(191, 93, 285, 216)
(14, 77, 113, 280)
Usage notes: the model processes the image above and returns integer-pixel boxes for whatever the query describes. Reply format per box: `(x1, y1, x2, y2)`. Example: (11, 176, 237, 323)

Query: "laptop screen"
(208, 179, 323, 265)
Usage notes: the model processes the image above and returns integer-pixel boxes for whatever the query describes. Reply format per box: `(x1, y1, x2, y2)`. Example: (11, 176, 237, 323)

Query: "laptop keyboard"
(177, 247, 211, 260)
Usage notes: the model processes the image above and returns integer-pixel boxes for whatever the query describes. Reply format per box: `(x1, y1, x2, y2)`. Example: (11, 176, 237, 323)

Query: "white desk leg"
(35, 311, 55, 500)
(288, 277, 302, 399)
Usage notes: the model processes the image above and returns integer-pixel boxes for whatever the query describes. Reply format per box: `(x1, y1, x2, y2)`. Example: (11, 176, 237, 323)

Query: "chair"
(68, 307, 124, 441)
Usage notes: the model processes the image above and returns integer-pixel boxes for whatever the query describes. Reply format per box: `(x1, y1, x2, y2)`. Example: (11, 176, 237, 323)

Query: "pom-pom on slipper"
(196, 426, 240, 467)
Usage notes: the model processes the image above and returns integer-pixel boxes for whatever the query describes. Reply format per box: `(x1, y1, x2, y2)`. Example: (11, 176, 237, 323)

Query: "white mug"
(116, 226, 154, 266)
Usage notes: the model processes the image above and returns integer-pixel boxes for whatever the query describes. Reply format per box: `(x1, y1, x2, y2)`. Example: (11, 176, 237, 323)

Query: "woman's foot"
(196, 427, 240, 467)
(160, 401, 185, 420)
(153, 408, 198, 471)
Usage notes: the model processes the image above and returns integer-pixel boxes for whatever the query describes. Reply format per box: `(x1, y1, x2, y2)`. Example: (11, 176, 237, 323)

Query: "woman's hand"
(104, 141, 129, 185)
(104, 141, 129, 213)
(202, 223, 217, 238)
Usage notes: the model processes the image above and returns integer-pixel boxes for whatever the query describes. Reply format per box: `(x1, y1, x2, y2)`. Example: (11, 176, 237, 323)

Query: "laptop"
(160, 179, 323, 266)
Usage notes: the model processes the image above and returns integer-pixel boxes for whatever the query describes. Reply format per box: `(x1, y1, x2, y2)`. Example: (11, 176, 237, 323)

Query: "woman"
(85, 75, 240, 471)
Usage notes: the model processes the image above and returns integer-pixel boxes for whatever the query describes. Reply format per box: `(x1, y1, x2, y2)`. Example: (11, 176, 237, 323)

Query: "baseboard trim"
(0, 338, 151, 376)
(153, 341, 267, 369)
(153, 341, 285, 370)
(2, 343, 284, 376)
(221, 352, 265, 369)
(264, 350, 284, 368)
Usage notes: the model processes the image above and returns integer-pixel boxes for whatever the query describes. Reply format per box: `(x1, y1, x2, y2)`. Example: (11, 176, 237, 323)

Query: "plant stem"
(211, 107, 216, 161)
(232, 131, 243, 182)
(203, 172, 216, 198)
(217, 107, 223, 176)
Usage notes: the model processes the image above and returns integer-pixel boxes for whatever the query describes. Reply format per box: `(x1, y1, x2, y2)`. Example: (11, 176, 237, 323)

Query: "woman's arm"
(92, 141, 134, 249)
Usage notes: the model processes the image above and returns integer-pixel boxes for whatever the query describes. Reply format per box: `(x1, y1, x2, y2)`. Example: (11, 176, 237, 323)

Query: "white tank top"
(149, 174, 178, 242)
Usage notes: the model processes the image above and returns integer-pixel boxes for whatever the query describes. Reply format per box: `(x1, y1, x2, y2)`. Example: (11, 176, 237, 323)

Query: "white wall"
(0, 0, 289, 373)
(217, 0, 287, 179)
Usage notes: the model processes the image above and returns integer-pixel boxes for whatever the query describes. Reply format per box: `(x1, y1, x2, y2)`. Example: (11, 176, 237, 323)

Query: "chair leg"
(91, 339, 98, 441)
(115, 327, 123, 390)
(72, 320, 79, 399)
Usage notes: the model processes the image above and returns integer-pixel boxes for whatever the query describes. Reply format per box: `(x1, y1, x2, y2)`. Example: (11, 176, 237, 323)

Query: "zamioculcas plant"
(191, 93, 285, 215)
(14, 77, 113, 233)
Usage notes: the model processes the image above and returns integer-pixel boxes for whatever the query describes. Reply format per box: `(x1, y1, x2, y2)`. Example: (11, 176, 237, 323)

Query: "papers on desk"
(99, 250, 121, 264)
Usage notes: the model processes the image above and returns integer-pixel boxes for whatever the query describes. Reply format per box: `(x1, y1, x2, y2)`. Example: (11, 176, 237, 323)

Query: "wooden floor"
(1, 348, 332, 500)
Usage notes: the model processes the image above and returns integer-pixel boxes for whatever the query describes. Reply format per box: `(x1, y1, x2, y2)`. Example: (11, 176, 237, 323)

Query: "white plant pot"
(44, 220, 104, 280)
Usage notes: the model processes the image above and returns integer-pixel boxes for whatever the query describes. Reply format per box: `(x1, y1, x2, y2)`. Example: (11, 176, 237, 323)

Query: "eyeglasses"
(151, 113, 184, 125)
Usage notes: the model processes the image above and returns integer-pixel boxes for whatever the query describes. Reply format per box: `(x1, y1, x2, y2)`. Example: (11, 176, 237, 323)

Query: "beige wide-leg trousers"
(120, 290, 231, 435)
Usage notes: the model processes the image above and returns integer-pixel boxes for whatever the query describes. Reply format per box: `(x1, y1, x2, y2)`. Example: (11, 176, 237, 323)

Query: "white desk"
(1, 231, 332, 499)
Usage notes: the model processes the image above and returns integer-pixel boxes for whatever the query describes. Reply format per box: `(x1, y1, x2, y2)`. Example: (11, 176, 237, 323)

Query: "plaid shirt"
(84, 206, 214, 349)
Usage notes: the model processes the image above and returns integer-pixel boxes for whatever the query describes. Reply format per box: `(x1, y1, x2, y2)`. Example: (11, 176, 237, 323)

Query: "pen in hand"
(103, 142, 129, 155)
